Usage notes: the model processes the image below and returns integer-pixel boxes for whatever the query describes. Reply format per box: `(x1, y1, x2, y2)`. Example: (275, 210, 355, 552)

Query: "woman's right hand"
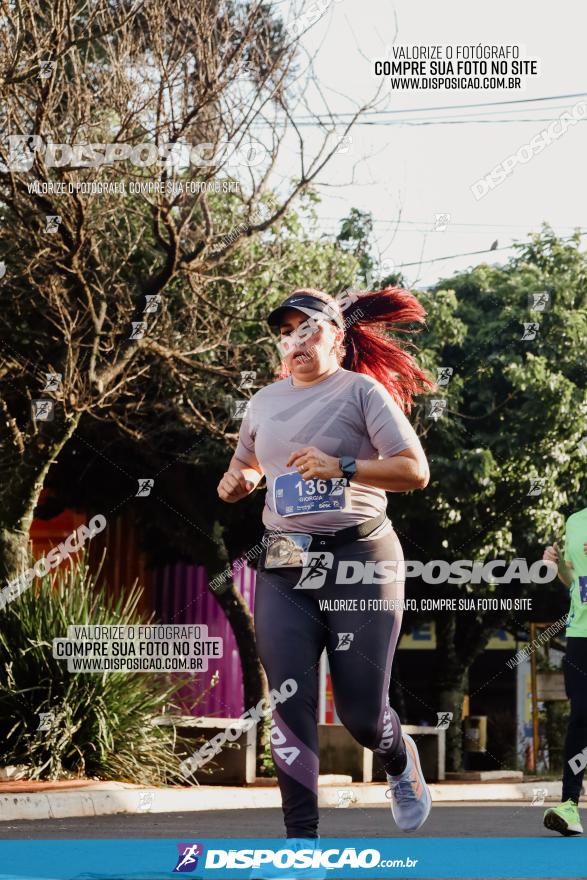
(544, 542, 575, 587)
(217, 469, 255, 503)
(543, 543, 560, 564)
(543, 542, 574, 569)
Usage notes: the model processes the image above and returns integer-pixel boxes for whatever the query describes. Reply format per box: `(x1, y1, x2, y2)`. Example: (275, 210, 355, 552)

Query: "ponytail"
(341, 286, 434, 412)
(276, 286, 434, 412)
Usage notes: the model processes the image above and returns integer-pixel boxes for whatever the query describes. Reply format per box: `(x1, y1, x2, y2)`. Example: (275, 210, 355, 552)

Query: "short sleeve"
(234, 400, 257, 465)
(362, 381, 423, 458)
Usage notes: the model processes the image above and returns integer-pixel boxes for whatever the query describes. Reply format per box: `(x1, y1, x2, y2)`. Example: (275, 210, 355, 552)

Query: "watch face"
(340, 457, 356, 476)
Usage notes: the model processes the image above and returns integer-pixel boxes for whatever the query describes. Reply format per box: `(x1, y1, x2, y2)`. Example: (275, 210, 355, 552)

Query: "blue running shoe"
(249, 838, 325, 879)
(386, 733, 432, 832)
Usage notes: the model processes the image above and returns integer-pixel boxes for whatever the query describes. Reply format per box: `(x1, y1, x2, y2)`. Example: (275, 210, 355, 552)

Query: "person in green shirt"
(542, 506, 587, 836)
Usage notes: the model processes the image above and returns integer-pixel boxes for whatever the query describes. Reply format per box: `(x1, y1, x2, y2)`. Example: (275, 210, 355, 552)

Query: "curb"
(0, 780, 566, 822)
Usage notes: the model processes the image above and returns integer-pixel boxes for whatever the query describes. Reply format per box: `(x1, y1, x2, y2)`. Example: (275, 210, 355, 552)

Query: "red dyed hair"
(276, 286, 434, 412)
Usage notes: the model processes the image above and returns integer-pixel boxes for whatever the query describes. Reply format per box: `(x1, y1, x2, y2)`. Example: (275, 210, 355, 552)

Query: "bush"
(0, 555, 195, 783)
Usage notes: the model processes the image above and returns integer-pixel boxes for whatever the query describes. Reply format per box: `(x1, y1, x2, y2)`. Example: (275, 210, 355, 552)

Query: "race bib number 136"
(273, 472, 350, 517)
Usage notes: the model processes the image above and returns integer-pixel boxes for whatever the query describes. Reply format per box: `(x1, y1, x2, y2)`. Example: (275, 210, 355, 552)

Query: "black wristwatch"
(338, 456, 357, 482)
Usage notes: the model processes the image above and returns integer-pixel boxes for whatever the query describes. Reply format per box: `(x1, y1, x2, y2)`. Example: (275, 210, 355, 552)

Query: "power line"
(300, 223, 587, 268)
(250, 92, 587, 128)
(254, 113, 587, 127)
(371, 102, 578, 123)
(392, 230, 587, 269)
(320, 218, 585, 231)
(289, 91, 587, 121)
(250, 91, 587, 128)
(394, 243, 516, 267)
(273, 116, 587, 127)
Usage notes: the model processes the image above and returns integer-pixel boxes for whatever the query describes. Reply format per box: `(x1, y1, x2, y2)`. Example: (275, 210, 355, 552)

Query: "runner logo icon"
(173, 843, 204, 873)
(294, 551, 334, 589)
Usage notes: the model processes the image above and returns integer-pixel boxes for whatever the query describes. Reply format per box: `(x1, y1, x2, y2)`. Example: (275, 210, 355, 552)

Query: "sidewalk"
(0, 776, 567, 822)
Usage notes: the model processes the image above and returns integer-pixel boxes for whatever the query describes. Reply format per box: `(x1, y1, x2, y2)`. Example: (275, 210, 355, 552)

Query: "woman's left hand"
(286, 446, 342, 480)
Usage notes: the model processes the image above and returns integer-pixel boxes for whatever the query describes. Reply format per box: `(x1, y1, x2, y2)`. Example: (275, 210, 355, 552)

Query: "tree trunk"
(0, 467, 42, 585)
(0, 523, 31, 586)
(437, 675, 469, 772)
(435, 613, 469, 772)
(0, 415, 82, 588)
(210, 580, 268, 773)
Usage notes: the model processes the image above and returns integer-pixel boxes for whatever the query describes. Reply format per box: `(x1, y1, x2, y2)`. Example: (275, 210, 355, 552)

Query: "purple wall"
(153, 561, 257, 718)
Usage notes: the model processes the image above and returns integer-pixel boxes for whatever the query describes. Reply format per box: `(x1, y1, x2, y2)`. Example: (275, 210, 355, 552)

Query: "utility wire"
(288, 91, 587, 121)
(265, 116, 587, 127)
(392, 230, 587, 268)
(318, 218, 584, 232)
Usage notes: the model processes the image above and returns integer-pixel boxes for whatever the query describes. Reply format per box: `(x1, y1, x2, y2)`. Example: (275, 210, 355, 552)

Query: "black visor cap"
(266, 293, 344, 330)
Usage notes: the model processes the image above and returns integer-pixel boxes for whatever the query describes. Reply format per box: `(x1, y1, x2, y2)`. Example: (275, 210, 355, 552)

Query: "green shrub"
(0, 555, 196, 783)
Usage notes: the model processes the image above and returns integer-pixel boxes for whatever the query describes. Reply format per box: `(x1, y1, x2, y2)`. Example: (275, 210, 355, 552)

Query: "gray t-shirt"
(234, 367, 424, 537)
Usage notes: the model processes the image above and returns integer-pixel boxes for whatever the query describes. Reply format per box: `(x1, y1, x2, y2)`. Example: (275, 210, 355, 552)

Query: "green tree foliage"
(336, 207, 375, 286)
(393, 225, 587, 768)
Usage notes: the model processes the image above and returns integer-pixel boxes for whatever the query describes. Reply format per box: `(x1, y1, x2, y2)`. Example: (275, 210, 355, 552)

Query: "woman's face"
(279, 308, 342, 380)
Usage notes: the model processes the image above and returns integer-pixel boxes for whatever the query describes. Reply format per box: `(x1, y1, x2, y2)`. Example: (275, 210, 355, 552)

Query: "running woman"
(542, 506, 587, 836)
(217, 287, 434, 841)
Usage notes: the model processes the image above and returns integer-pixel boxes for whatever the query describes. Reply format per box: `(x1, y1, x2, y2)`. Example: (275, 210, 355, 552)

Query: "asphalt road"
(0, 803, 568, 839)
(0, 806, 578, 880)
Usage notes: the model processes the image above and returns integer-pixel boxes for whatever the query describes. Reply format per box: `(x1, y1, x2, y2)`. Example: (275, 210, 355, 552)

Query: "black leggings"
(562, 636, 587, 803)
(254, 529, 407, 838)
